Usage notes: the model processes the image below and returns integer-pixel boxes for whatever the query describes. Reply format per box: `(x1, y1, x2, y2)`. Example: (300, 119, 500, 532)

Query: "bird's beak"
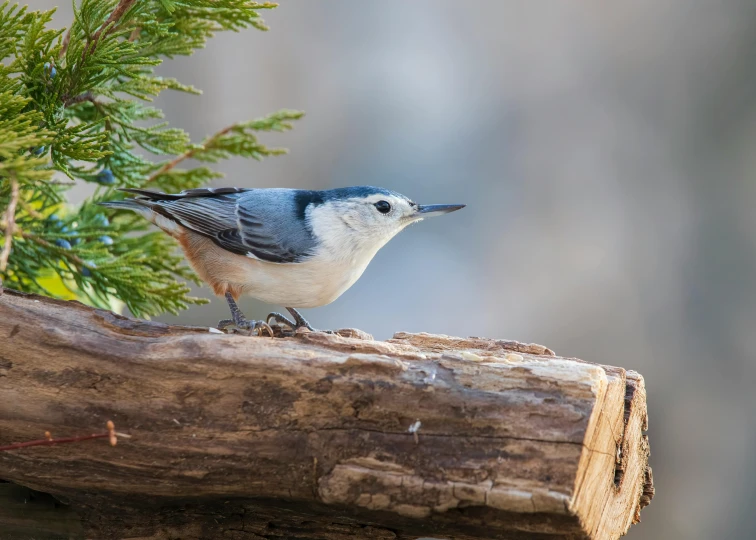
(414, 203, 466, 219)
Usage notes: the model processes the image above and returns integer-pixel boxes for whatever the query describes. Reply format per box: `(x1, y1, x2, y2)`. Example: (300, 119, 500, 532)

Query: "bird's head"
(307, 186, 465, 259)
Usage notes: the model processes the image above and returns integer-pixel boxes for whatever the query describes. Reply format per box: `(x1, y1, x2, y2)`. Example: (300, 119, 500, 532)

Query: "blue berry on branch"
(92, 214, 109, 227)
(96, 169, 116, 185)
(81, 261, 97, 277)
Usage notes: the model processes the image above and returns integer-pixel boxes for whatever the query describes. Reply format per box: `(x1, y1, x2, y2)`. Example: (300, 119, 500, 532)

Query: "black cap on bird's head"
(301, 185, 464, 253)
(319, 185, 465, 220)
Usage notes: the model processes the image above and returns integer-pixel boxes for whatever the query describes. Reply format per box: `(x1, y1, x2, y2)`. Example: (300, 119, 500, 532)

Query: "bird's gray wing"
(119, 188, 315, 263)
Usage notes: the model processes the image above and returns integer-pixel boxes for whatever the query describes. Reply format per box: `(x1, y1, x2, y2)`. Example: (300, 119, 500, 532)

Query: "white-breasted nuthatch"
(101, 186, 465, 334)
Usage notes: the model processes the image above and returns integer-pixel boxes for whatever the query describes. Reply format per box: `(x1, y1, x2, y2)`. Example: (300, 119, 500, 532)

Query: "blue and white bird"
(101, 186, 465, 334)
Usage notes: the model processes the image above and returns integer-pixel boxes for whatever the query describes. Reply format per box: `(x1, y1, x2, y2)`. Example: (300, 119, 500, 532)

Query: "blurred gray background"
(40, 0, 756, 538)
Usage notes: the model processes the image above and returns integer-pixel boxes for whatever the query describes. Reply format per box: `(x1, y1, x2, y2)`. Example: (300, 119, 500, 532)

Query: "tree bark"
(0, 289, 653, 539)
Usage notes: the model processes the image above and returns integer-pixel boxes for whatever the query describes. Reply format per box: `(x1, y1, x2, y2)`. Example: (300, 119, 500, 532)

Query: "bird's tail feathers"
(116, 187, 175, 199)
(97, 199, 147, 211)
(98, 198, 156, 224)
(98, 199, 183, 236)
(97, 198, 154, 220)
(116, 186, 249, 200)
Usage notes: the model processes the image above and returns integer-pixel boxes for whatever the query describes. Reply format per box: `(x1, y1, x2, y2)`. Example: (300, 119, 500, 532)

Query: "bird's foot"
(217, 318, 272, 336)
(265, 312, 301, 331)
(266, 308, 333, 335)
(219, 291, 274, 337)
(217, 317, 274, 337)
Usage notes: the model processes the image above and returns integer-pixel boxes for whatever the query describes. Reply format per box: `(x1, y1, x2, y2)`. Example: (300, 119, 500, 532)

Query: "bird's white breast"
(239, 249, 375, 308)
(179, 231, 377, 308)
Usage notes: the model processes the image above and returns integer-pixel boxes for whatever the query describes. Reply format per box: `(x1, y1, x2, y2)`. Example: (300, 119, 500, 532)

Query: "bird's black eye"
(374, 200, 391, 214)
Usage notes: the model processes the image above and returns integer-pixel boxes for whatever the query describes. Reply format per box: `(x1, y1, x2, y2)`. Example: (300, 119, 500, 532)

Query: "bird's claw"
(266, 312, 297, 330)
(266, 311, 333, 334)
(217, 318, 234, 330)
(247, 320, 274, 337)
(217, 318, 274, 337)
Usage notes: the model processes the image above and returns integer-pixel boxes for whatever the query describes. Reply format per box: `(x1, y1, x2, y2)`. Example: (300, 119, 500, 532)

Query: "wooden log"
(0, 481, 84, 539)
(0, 288, 653, 539)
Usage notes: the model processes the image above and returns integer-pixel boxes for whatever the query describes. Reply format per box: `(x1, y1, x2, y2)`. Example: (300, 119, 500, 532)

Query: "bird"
(100, 186, 465, 335)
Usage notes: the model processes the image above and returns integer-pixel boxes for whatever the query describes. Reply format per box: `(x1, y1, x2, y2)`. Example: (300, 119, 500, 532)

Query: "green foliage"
(0, 0, 302, 317)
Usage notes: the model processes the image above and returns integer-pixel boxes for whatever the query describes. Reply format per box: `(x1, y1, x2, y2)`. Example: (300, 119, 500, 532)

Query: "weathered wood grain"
(0, 288, 653, 539)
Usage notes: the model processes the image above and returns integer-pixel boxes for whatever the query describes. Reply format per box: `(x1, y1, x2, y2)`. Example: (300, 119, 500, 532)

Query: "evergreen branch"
(59, 26, 72, 58)
(20, 199, 43, 220)
(0, 0, 297, 318)
(63, 90, 96, 108)
(81, 0, 138, 63)
(44, 179, 77, 186)
(145, 125, 236, 183)
(0, 225, 87, 267)
(146, 110, 303, 183)
(0, 177, 19, 273)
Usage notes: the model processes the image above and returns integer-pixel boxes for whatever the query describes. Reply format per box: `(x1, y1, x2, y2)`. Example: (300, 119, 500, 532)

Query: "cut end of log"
(0, 289, 653, 539)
